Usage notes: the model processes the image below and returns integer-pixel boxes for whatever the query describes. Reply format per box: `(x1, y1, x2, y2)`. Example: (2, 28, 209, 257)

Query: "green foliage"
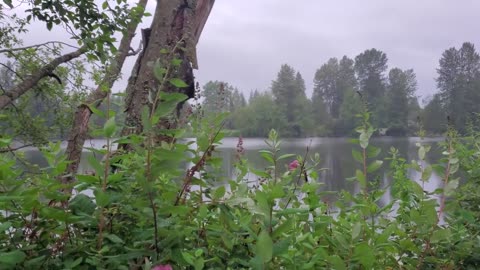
(0, 48, 90, 143)
(271, 65, 312, 137)
(232, 92, 285, 137)
(1, 102, 480, 269)
(423, 94, 447, 135)
(437, 42, 480, 134)
(385, 68, 418, 136)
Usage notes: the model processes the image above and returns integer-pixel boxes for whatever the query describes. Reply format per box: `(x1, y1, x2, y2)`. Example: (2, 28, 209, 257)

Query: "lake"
(21, 137, 445, 202)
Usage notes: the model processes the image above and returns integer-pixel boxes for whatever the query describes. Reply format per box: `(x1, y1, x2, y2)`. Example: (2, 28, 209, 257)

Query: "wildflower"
(288, 160, 299, 171)
(236, 135, 245, 159)
(152, 265, 173, 270)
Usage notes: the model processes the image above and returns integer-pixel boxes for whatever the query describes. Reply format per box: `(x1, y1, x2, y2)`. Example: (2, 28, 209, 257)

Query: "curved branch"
(0, 46, 87, 110)
(0, 143, 35, 153)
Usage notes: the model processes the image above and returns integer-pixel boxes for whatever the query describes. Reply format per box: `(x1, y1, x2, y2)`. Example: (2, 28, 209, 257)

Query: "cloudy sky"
(10, 0, 480, 101)
(191, 0, 480, 100)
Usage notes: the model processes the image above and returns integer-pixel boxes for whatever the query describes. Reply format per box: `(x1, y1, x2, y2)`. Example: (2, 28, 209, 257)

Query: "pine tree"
(271, 64, 309, 136)
(385, 68, 417, 135)
(354, 49, 388, 127)
(437, 42, 480, 133)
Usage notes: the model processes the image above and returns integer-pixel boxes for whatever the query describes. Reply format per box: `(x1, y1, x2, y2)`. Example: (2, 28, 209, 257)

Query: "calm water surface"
(22, 137, 445, 201)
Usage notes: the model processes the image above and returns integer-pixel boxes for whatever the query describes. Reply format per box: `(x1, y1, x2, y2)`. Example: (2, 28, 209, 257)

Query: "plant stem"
(97, 92, 111, 250)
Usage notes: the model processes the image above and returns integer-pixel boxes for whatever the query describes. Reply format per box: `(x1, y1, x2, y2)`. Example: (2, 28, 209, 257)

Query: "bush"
(0, 109, 479, 269)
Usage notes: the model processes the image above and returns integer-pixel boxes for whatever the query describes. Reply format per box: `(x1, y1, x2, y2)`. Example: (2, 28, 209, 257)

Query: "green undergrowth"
(1, 103, 480, 269)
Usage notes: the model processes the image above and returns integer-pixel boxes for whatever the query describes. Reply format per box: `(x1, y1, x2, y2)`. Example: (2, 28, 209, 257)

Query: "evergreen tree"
(202, 81, 233, 114)
(313, 58, 340, 117)
(313, 56, 356, 135)
(436, 42, 480, 133)
(354, 49, 388, 127)
(271, 64, 309, 136)
(229, 88, 246, 113)
(338, 89, 363, 136)
(422, 94, 447, 135)
(385, 68, 417, 135)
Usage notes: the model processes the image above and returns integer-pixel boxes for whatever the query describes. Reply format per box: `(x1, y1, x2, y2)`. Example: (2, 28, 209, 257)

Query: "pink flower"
(152, 265, 173, 270)
(288, 160, 299, 171)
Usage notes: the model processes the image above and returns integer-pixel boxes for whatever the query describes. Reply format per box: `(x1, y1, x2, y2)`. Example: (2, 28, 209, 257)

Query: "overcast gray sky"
(191, 0, 480, 100)
(12, 0, 480, 101)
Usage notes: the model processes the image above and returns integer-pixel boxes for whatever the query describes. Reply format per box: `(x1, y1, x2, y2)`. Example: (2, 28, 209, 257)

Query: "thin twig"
(284, 140, 312, 210)
(175, 121, 226, 206)
(0, 41, 80, 54)
(0, 143, 35, 153)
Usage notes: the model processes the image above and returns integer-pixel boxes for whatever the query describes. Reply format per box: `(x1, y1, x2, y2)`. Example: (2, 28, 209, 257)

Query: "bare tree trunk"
(0, 47, 87, 110)
(122, 0, 215, 145)
(62, 0, 149, 184)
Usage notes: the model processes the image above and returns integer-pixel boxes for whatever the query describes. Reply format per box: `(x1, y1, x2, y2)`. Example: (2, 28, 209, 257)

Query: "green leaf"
(259, 150, 274, 164)
(69, 194, 96, 215)
(153, 61, 167, 81)
(76, 174, 100, 185)
(0, 137, 12, 147)
(444, 179, 459, 196)
(104, 233, 125, 244)
(359, 129, 373, 149)
(103, 116, 116, 138)
(449, 162, 459, 174)
(256, 230, 273, 263)
(0, 250, 26, 266)
(278, 154, 296, 160)
(352, 149, 363, 163)
(94, 189, 109, 207)
(169, 78, 189, 88)
(367, 160, 383, 173)
(24, 256, 46, 267)
(271, 185, 285, 199)
(0, 222, 12, 232)
(353, 242, 374, 269)
(352, 222, 362, 240)
(431, 228, 451, 243)
(213, 186, 226, 200)
(141, 105, 151, 132)
(3, 0, 13, 8)
(355, 169, 366, 189)
(327, 255, 346, 270)
(87, 155, 104, 176)
(449, 157, 459, 164)
(155, 100, 178, 118)
(418, 146, 426, 160)
(194, 258, 204, 270)
(171, 58, 183, 66)
(182, 252, 195, 266)
(367, 146, 381, 158)
(421, 165, 433, 181)
(272, 219, 293, 238)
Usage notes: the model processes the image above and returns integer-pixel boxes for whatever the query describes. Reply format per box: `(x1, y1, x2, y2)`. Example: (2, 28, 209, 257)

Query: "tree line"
(202, 43, 480, 137)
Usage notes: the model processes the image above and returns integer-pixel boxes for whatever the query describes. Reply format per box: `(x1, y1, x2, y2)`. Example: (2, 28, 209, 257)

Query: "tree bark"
(0, 47, 87, 110)
(62, 0, 149, 184)
(122, 0, 215, 145)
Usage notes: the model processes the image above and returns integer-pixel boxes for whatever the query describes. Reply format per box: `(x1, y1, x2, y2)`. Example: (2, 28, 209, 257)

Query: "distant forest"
(200, 42, 480, 137)
(2, 43, 479, 140)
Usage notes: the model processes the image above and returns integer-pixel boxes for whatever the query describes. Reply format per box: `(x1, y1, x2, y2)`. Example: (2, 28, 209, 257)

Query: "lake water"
(21, 137, 445, 201)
